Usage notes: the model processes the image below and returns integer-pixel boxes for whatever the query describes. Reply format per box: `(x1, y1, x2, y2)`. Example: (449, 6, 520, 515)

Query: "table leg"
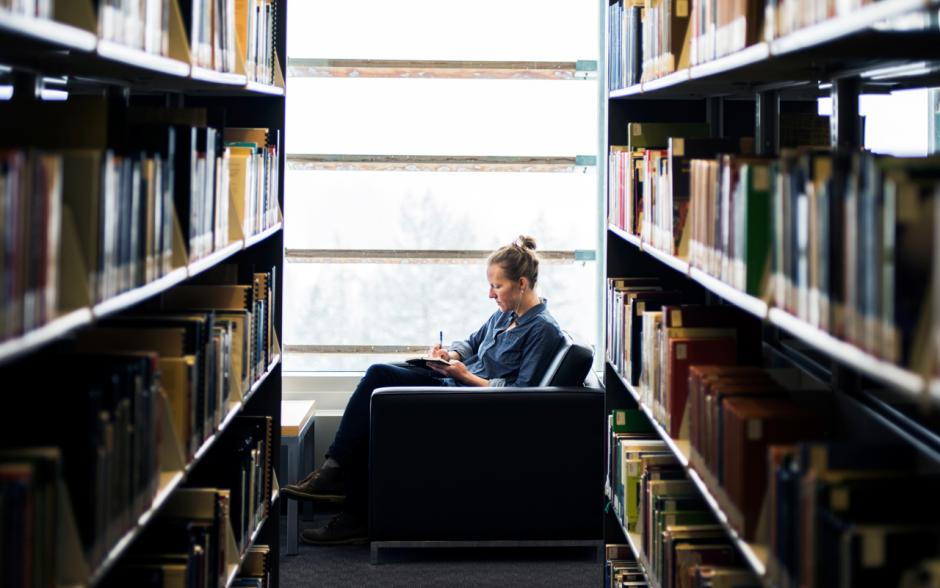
(286, 437, 299, 555)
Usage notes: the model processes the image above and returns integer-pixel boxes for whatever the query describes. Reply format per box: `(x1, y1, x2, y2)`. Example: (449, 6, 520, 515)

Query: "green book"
(741, 161, 772, 297)
(611, 409, 655, 434)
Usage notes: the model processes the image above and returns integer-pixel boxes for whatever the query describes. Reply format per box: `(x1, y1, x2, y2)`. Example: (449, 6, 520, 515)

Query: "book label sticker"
(752, 165, 770, 191)
(831, 487, 850, 511)
(677, 0, 689, 17)
(862, 530, 886, 568)
(672, 138, 685, 157)
(747, 418, 763, 440)
(676, 343, 687, 360)
(617, 411, 626, 426)
(633, 124, 642, 136)
(671, 309, 683, 326)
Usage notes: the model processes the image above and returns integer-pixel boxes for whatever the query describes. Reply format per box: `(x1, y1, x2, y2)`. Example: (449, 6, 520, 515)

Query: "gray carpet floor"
(279, 514, 602, 587)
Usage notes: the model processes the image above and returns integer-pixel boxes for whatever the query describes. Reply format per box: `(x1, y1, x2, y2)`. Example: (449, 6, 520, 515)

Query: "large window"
(284, 1, 601, 371)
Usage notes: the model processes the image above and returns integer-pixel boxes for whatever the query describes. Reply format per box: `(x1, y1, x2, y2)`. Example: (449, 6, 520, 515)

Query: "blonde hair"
(488, 235, 539, 289)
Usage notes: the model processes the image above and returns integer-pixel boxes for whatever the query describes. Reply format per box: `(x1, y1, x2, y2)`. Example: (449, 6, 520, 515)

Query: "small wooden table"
(281, 400, 317, 555)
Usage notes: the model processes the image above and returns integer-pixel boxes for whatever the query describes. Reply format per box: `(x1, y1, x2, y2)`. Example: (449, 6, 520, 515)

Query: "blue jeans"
(327, 363, 451, 512)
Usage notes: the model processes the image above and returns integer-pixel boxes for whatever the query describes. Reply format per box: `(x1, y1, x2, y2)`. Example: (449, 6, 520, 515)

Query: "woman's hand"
(428, 359, 469, 381)
(428, 345, 459, 361)
(427, 344, 450, 360)
(428, 359, 487, 386)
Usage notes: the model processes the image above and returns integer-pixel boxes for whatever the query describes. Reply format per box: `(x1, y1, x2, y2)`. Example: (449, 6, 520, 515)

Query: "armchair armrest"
(369, 386, 605, 542)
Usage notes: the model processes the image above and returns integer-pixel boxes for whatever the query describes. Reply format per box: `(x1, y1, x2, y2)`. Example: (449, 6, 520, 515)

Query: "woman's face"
(487, 264, 524, 313)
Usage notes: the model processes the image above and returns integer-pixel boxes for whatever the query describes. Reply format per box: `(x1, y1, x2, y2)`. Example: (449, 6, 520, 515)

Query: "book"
(95, 0, 170, 56)
(404, 356, 453, 370)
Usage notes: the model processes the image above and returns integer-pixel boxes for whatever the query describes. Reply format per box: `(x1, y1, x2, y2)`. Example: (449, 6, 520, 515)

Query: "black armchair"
(368, 333, 606, 562)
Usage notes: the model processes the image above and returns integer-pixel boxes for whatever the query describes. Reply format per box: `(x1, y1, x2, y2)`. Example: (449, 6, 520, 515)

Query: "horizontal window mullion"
(286, 154, 592, 173)
(285, 249, 592, 264)
(285, 345, 427, 354)
(287, 58, 596, 81)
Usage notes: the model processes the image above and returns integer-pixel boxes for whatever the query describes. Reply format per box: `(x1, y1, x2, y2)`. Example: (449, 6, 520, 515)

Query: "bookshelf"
(0, 0, 286, 586)
(603, 0, 940, 584)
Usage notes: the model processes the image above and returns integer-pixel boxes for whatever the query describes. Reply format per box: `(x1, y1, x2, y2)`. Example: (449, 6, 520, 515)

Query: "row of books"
(768, 150, 935, 369)
(97, 0, 171, 56)
(608, 0, 884, 86)
(2, 353, 164, 575)
(189, 0, 277, 84)
(608, 0, 643, 90)
(0, 267, 275, 582)
(685, 365, 830, 538)
(126, 106, 280, 264)
(187, 414, 273, 554)
(608, 121, 936, 373)
(225, 127, 280, 240)
(0, 448, 66, 588)
(606, 283, 940, 586)
(106, 480, 271, 588)
(0, 0, 51, 18)
(0, 100, 280, 342)
(608, 120, 825, 256)
(607, 409, 760, 588)
(607, 277, 763, 435)
(1, 150, 62, 340)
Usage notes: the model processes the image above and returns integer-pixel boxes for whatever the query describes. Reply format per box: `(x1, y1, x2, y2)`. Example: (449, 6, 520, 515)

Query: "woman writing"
(282, 235, 565, 544)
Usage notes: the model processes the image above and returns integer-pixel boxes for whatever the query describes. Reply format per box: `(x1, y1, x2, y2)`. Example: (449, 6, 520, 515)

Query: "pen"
(439, 330, 443, 349)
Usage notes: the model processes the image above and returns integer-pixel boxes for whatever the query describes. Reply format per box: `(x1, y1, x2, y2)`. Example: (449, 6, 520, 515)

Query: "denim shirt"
(450, 299, 564, 387)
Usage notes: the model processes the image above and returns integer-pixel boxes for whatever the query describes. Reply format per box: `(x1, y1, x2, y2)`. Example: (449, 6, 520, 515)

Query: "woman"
(283, 235, 565, 545)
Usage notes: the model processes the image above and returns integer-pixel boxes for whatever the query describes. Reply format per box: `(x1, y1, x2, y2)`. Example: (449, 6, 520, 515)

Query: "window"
(284, 1, 601, 372)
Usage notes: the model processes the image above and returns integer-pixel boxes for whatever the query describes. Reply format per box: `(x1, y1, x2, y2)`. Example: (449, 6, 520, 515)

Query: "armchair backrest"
(537, 331, 595, 387)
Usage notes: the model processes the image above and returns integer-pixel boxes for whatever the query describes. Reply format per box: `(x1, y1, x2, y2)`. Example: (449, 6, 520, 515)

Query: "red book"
(663, 305, 763, 365)
(665, 337, 736, 439)
(687, 366, 768, 458)
(722, 397, 823, 539)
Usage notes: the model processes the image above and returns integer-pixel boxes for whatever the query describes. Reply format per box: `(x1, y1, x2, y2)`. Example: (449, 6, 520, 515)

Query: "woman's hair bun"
(516, 235, 537, 251)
